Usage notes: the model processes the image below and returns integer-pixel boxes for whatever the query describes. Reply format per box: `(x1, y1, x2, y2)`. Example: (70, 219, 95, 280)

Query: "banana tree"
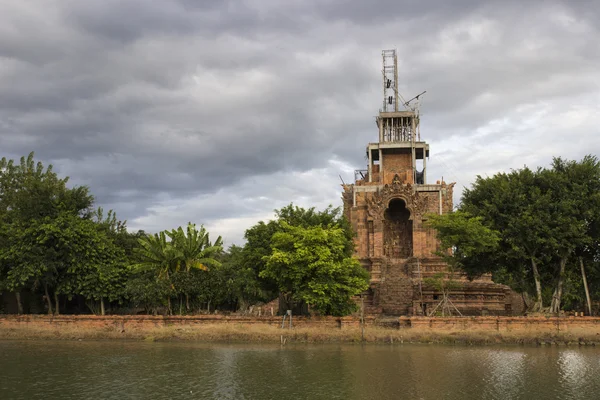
(133, 231, 180, 314)
(166, 223, 223, 311)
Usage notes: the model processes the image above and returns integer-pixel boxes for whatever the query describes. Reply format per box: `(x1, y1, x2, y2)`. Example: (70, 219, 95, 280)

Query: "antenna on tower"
(404, 90, 426, 141)
(404, 91, 426, 108)
(381, 50, 399, 112)
(381, 50, 426, 117)
(379, 49, 426, 141)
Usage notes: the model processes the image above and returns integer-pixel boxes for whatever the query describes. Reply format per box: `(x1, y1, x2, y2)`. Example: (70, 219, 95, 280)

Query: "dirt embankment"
(1, 315, 600, 345)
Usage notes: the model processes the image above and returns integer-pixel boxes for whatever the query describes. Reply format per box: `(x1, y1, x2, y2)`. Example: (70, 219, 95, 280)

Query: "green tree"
(459, 155, 600, 313)
(218, 245, 268, 311)
(126, 270, 173, 315)
(241, 220, 281, 304)
(424, 211, 502, 316)
(166, 223, 223, 273)
(1, 212, 127, 315)
(132, 223, 223, 314)
(461, 167, 554, 311)
(240, 203, 355, 310)
(275, 204, 354, 255)
(426, 210, 500, 270)
(133, 231, 180, 314)
(166, 223, 223, 311)
(0, 152, 95, 313)
(261, 223, 369, 316)
(543, 156, 600, 312)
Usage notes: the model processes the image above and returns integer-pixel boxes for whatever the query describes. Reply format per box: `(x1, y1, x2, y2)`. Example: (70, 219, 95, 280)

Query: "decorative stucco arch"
(366, 180, 427, 222)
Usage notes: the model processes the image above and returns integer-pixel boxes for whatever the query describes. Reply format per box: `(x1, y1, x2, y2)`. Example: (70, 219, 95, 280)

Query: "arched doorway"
(383, 198, 412, 258)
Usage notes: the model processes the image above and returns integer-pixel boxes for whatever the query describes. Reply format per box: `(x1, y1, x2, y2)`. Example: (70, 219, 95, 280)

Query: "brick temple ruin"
(342, 50, 514, 316)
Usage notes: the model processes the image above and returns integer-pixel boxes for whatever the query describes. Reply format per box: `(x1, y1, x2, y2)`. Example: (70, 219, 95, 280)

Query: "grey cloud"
(0, 0, 598, 243)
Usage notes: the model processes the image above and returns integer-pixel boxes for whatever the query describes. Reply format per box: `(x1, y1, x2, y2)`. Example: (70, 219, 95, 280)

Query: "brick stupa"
(342, 50, 511, 316)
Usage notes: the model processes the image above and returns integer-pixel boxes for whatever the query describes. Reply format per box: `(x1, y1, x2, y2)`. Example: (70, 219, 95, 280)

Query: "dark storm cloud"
(0, 0, 598, 244)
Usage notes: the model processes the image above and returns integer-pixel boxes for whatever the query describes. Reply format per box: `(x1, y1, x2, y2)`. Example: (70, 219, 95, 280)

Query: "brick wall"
(405, 316, 600, 333)
(3, 315, 600, 334)
(382, 152, 413, 184)
(0, 315, 377, 330)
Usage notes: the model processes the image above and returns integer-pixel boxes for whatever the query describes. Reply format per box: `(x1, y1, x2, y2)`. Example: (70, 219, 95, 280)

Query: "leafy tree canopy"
(261, 223, 369, 316)
(445, 155, 600, 313)
(239, 203, 356, 311)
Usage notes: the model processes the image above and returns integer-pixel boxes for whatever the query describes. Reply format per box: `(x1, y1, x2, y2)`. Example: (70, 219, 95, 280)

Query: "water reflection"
(1, 341, 600, 399)
(481, 350, 526, 399)
(558, 350, 595, 400)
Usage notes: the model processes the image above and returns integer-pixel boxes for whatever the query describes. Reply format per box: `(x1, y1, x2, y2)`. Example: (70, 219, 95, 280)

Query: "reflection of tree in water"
(384, 198, 412, 258)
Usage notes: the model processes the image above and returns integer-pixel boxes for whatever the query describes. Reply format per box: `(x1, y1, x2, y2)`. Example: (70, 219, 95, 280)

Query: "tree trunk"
(550, 256, 568, 313)
(207, 299, 211, 314)
(521, 291, 530, 314)
(580, 257, 593, 316)
(44, 283, 53, 315)
(100, 297, 105, 316)
(531, 258, 543, 312)
(167, 296, 172, 315)
(186, 294, 190, 311)
(15, 292, 23, 314)
(54, 292, 60, 315)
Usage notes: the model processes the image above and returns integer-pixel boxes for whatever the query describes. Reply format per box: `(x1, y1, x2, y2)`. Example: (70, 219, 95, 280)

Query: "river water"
(1, 341, 599, 399)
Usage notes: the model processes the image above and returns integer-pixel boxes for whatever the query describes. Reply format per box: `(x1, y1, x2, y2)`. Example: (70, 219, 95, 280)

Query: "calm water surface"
(1, 340, 599, 399)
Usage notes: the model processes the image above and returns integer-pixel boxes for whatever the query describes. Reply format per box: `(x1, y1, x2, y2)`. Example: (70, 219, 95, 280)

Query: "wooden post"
(361, 296, 365, 342)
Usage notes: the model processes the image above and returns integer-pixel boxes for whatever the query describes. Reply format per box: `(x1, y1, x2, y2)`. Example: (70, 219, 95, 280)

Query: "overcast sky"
(1, 0, 599, 246)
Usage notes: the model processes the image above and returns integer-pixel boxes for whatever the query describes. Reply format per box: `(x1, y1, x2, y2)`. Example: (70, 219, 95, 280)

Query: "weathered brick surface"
(342, 128, 509, 316)
(382, 152, 413, 184)
(3, 315, 599, 335)
(0, 314, 378, 330)
(406, 316, 600, 334)
(375, 259, 413, 315)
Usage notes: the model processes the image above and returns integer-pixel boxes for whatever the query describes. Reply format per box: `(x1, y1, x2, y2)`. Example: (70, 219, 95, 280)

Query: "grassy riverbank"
(2, 322, 600, 346)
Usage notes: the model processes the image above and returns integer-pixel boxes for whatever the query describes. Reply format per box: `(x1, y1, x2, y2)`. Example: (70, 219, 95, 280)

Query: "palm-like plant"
(167, 223, 223, 311)
(134, 223, 224, 314)
(134, 231, 180, 314)
(167, 223, 223, 273)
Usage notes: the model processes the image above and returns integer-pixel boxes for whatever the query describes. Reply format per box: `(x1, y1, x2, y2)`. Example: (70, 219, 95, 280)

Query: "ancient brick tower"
(342, 50, 511, 316)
